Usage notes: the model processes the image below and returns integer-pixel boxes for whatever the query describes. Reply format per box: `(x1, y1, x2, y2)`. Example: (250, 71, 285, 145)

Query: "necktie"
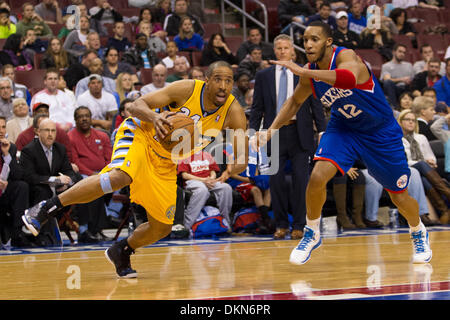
(277, 67, 287, 114)
(46, 149, 52, 170)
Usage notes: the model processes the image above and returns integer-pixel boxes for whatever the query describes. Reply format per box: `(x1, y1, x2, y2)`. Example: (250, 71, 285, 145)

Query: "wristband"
(334, 69, 357, 89)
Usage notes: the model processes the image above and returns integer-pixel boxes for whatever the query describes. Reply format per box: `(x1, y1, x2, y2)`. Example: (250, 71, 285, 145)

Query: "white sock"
(306, 217, 321, 233)
(409, 220, 425, 233)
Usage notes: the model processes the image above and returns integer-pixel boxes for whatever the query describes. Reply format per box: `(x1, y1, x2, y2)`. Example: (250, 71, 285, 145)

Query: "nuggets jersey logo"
(140, 80, 235, 160)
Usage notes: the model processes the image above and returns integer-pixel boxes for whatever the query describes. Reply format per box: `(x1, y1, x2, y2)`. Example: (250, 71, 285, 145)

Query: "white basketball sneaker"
(411, 228, 432, 264)
(289, 226, 322, 265)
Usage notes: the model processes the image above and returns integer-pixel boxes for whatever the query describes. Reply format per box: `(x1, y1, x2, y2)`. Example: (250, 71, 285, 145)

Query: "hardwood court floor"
(0, 227, 449, 300)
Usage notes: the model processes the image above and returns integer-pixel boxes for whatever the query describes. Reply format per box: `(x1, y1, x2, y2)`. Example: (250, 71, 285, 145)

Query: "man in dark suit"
(19, 118, 77, 206)
(0, 116, 30, 247)
(249, 34, 326, 240)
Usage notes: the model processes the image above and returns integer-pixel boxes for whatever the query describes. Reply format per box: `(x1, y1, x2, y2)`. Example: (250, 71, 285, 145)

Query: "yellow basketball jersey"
(140, 80, 235, 160)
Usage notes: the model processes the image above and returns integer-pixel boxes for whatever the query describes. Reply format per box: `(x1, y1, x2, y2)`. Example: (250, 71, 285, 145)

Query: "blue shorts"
(314, 122, 410, 193)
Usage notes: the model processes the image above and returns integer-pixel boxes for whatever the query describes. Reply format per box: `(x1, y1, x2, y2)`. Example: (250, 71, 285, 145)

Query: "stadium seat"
(429, 140, 446, 178)
(355, 49, 383, 79)
(225, 36, 243, 55)
(203, 23, 222, 40)
(178, 50, 193, 65)
(415, 8, 441, 24)
(48, 24, 65, 37)
(191, 50, 203, 67)
(392, 34, 413, 49)
(14, 69, 47, 91)
(116, 8, 141, 18)
(34, 53, 44, 69)
(139, 67, 153, 85)
(9, 0, 37, 10)
(0, 38, 5, 49)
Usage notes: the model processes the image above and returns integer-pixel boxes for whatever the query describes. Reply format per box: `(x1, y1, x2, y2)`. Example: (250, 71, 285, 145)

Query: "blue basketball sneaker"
(289, 226, 322, 265)
(22, 201, 50, 236)
(411, 229, 432, 263)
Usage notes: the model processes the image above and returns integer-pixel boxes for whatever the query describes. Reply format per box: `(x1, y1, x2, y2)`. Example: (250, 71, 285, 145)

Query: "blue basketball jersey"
(309, 46, 397, 133)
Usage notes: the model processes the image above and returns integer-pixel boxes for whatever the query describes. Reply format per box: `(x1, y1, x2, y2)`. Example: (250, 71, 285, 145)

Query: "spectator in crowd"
(237, 45, 269, 81)
(231, 71, 251, 108)
(417, 0, 442, 10)
(16, 2, 53, 40)
(63, 49, 98, 90)
(188, 66, 205, 81)
(163, 0, 204, 37)
(200, 33, 237, 67)
(31, 69, 77, 132)
(106, 21, 132, 53)
(140, 63, 169, 94)
(422, 87, 439, 108)
(411, 58, 442, 97)
(305, 2, 337, 31)
(393, 91, 414, 118)
(0, 115, 30, 247)
(445, 45, 450, 60)
(249, 34, 326, 240)
(0, 34, 33, 70)
(0, 0, 16, 24)
(236, 27, 275, 64)
(40, 37, 76, 70)
(1, 64, 31, 105)
(138, 21, 167, 54)
(278, 0, 314, 34)
(433, 58, 450, 106)
(57, 75, 76, 106)
(102, 47, 135, 80)
(245, 87, 254, 108)
(63, 15, 95, 57)
(398, 109, 450, 224)
(348, 0, 367, 35)
(332, 160, 367, 230)
(0, 8, 15, 39)
(59, 2, 103, 39)
(89, 0, 123, 29)
(413, 44, 446, 77)
(123, 33, 160, 71)
(362, 166, 440, 228)
(34, 0, 63, 25)
(178, 150, 233, 232)
(136, 7, 166, 40)
(160, 40, 190, 69)
(75, 57, 116, 97)
(0, 77, 13, 121)
(76, 74, 117, 131)
(332, 11, 360, 50)
(85, 31, 107, 59)
(114, 72, 136, 104)
(15, 105, 75, 169)
(174, 16, 204, 52)
(152, 0, 172, 27)
(5, 98, 32, 143)
(412, 95, 438, 141)
(430, 111, 450, 147)
(111, 98, 133, 136)
(359, 24, 395, 61)
(68, 106, 113, 243)
(166, 56, 189, 82)
(380, 44, 414, 108)
(23, 29, 48, 54)
(389, 7, 416, 41)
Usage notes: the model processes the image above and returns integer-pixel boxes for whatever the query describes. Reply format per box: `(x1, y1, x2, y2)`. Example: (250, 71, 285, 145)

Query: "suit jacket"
(20, 138, 76, 203)
(418, 118, 438, 141)
(1, 143, 23, 182)
(5, 116, 33, 143)
(249, 65, 327, 153)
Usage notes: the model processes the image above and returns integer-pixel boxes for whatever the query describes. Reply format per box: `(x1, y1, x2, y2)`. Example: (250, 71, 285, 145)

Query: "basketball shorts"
(100, 117, 177, 225)
(314, 123, 411, 193)
(235, 182, 255, 202)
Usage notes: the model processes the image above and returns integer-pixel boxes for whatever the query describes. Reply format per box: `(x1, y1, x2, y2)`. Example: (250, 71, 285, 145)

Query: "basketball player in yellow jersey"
(22, 61, 248, 278)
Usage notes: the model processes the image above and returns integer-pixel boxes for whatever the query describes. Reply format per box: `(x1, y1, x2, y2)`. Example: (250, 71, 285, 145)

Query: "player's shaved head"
(206, 61, 233, 79)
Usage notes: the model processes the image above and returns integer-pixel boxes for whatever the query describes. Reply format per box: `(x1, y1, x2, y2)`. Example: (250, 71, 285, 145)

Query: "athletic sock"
(118, 237, 135, 255)
(306, 216, 321, 234)
(409, 221, 425, 233)
(43, 196, 63, 216)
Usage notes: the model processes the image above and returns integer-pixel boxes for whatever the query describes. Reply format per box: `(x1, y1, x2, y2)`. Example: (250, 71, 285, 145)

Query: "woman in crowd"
(114, 72, 135, 106)
(0, 34, 33, 70)
(200, 33, 237, 67)
(136, 7, 166, 40)
(102, 47, 136, 80)
(359, 24, 395, 61)
(137, 21, 166, 54)
(393, 91, 414, 118)
(40, 37, 76, 70)
(398, 108, 450, 224)
(389, 7, 416, 41)
(174, 16, 204, 52)
(5, 98, 32, 143)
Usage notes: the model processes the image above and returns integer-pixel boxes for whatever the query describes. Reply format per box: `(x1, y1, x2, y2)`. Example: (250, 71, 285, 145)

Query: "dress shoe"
(273, 228, 289, 240)
(78, 231, 99, 244)
(290, 229, 303, 240)
(363, 218, 384, 228)
(420, 214, 440, 226)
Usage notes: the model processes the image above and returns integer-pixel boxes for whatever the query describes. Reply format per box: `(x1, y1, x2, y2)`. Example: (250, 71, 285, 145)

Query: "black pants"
(0, 180, 29, 231)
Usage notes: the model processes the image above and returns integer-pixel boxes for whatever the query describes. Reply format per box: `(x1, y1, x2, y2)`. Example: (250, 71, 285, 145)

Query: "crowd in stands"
(0, 0, 449, 247)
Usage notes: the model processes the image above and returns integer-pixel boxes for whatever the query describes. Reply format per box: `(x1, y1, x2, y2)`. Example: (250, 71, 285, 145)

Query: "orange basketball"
(160, 113, 195, 153)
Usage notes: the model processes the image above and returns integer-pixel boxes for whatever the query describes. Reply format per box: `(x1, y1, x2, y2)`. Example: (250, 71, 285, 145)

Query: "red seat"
(225, 36, 243, 55)
(392, 34, 413, 49)
(415, 8, 441, 24)
(191, 50, 203, 66)
(203, 23, 222, 40)
(355, 49, 383, 79)
(14, 69, 47, 91)
(0, 38, 6, 49)
(139, 67, 153, 85)
(116, 8, 141, 17)
(48, 24, 65, 37)
(9, 0, 37, 9)
(34, 53, 44, 69)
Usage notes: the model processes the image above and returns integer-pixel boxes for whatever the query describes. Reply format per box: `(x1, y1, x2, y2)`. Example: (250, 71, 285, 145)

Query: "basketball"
(160, 113, 195, 153)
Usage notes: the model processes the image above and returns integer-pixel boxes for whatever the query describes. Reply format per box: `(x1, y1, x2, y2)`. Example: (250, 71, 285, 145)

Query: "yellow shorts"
(100, 118, 177, 225)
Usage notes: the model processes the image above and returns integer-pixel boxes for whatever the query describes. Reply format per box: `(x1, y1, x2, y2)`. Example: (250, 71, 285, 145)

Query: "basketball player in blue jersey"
(253, 21, 432, 265)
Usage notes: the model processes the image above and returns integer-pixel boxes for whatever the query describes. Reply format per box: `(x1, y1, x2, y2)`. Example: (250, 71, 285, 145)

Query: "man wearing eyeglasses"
(0, 77, 13, 121)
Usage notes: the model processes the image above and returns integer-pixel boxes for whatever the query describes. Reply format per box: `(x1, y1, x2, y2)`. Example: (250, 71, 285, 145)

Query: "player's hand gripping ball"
(160, 113, 195, 153)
